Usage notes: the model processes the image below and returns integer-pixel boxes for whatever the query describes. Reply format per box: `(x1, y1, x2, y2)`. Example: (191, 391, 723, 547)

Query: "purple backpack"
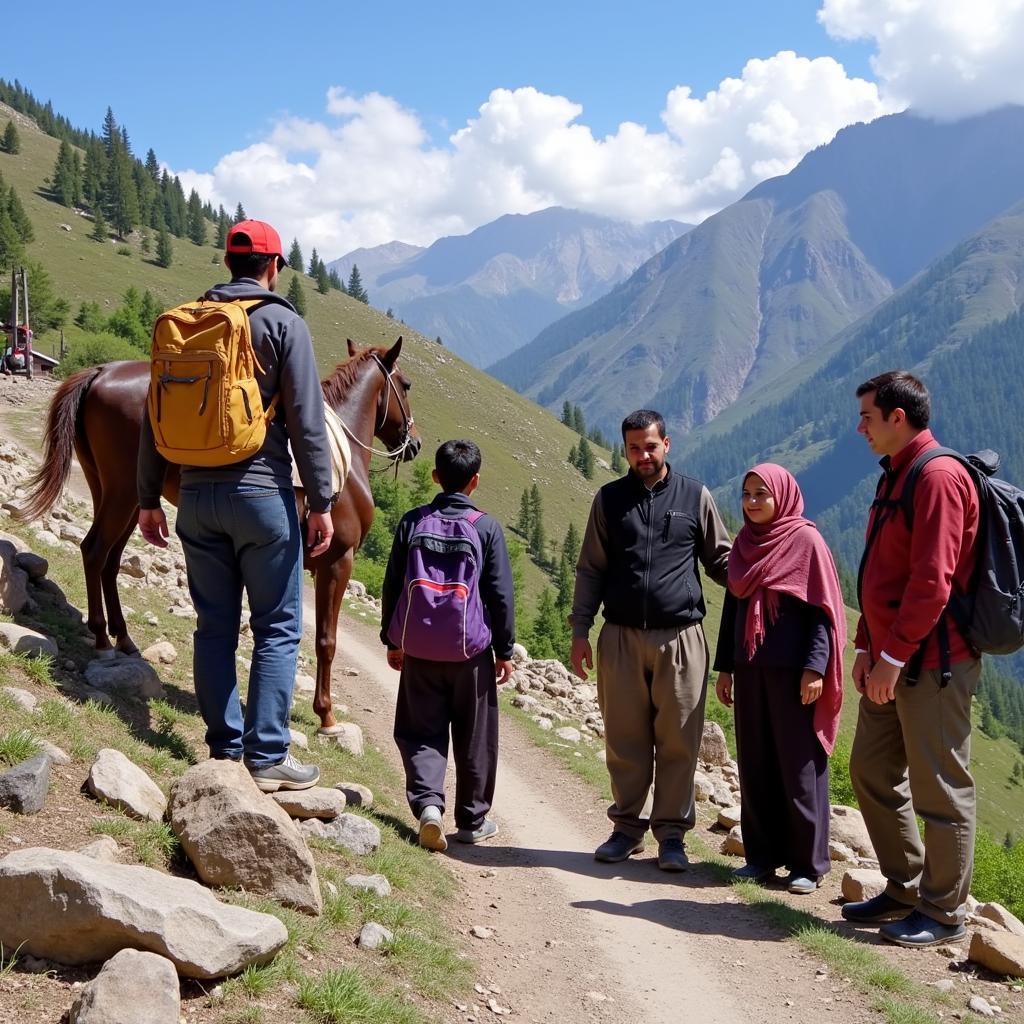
(387, 507, 492, 661)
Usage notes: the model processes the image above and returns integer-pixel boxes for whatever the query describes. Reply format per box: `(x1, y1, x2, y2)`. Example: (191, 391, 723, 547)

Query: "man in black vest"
(571, 409, 732, 869)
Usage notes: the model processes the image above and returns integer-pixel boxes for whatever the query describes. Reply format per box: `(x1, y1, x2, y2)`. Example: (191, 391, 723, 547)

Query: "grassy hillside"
(0, 101, 618, 613)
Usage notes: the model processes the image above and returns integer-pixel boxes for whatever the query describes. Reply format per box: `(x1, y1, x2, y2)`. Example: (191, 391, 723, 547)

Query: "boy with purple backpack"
(381, 439, 516, 851)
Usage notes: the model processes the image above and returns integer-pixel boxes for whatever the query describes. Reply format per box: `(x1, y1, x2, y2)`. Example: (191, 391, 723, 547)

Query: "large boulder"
(829, 805, 875, 858)
(0, 847, 287, 978)
(0, 622, 59, 660)
(975, 902, 1024, 939)
(84, 657, 165, 700)
(0, 538, 29, 614)
(168, 760, 322, 916)
(699, 722, 731, 767)
(87, 749, 167, 823)
(968, 928, 1024, 979)
(69, 948, 180, 1023)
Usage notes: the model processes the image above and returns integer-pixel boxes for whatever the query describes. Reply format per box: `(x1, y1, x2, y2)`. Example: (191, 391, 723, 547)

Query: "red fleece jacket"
(855, 430, 979, 668)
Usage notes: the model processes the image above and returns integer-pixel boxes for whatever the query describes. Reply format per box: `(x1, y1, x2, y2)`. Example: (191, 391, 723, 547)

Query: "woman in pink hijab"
(714, 463, 846, 894)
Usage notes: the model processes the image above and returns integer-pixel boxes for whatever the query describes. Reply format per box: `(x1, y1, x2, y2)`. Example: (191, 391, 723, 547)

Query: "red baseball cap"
(226, 219, 287, 270)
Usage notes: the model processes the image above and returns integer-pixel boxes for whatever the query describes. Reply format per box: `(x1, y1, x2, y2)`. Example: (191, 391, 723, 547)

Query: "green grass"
(0, 729, 41, 765)
(0, 941, 24, 980)
(297, 967, 425, 1024)
(221, 1008, 265, 1024)
(382, 932, 474, 1000)
(89, 814, 180, 868)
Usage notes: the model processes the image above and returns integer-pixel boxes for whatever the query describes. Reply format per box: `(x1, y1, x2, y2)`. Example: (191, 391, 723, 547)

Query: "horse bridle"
(338, 353, 416, 464)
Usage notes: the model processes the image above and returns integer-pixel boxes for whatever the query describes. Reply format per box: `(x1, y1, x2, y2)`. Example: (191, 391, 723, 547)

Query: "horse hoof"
(316, 724, 345, 737)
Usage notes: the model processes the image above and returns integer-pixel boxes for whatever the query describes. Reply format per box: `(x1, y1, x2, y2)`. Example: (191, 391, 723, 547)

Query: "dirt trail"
(323, 611, 871, 1024)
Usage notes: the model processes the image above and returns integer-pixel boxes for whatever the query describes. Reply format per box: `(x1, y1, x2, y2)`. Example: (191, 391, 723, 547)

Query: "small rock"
(487, 996, 511, 1015)
(553, 726, 581, 743)
(841, 868, 887, 903)
(470, 925, 493, 939)
(829, 805, 875, 858)
(289, 728, 309, 750)
(358, 922, 393, 950)
(967, 994, 996, 1017)
(533, 717, 552, 732)
(271, 787, 345, 820)
(293, 672, 316, 694)
(38, 740, 71, 765)
(976, 902, 1024, 939)
(342, 667, 359, 677)
(699, 721, 730, 766)
(334, 782, 373, 808)
(2, 686, 38, 713)
(301, 813, 381, 855)
(345, 873, 391, 897)
(717, 805, 742, 829)
(87, 749, 167, 823)
(84, 656, 165, 700)
(32, 529, 61, 548)
(315, 721, 364, 756)
(693, 771, 714, 802)
(0, 622, 59, 660)
(141, 641, 177, 666)
(0, 753, 50, 814)
(77, 836, 122, 863)
(930, 979, 956, 994)
(69, 947, 180, 1024)
(829, 840, 857, 863)
(710, 779, 735, 806)
(14, 551, 48, 580)
(721, 825, 744, 857)
(969, 928, 1024, 978)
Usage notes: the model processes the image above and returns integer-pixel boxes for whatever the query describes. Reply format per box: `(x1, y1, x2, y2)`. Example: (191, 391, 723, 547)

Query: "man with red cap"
(138, 219, 335, 791)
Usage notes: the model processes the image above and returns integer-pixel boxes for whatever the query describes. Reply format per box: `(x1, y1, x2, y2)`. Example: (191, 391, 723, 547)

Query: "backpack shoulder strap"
(899, 447, 969, 529)
(466, 509, 485, 525)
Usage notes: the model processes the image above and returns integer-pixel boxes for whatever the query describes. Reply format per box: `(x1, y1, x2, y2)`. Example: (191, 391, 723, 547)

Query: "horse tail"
(13, 367, 102, 523)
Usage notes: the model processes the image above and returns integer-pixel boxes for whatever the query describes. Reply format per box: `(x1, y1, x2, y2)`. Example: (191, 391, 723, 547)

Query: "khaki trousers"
(850, 658, 980, 926)
(596, 622, 709, 842)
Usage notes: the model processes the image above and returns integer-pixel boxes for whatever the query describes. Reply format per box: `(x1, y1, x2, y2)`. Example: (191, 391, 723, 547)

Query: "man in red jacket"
(842, 371, 980, 948)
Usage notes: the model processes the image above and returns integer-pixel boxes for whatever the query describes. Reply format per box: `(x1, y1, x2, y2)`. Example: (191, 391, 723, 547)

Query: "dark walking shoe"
(841, 892, 914, 924)
(594, 831, 644, 863)
(418, 805, 447, 852)
(785, 873, 822, 895)
(733, 863, 777, 884)
(657, 838, 689, 872)
(456, 819, 498, 844)
(879, 910, 966, 948)
(247, 753, 320, 792)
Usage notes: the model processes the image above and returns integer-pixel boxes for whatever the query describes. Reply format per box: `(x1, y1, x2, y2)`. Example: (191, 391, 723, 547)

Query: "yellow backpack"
(147, 297, 277, 466)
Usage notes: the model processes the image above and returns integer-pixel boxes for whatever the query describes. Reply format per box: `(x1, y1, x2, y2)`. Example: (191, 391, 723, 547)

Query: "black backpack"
(866, 447, 1024, 681)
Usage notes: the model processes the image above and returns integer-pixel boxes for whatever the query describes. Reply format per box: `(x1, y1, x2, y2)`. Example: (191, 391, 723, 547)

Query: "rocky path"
(320, 609, 873, 1024)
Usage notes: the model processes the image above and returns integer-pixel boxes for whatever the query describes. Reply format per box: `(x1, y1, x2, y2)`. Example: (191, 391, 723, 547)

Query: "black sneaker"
(594, 831, 644, 863)
(247, 753, 320, 792)
(657, 838, 689, 872)
(841, 891, 914, 924)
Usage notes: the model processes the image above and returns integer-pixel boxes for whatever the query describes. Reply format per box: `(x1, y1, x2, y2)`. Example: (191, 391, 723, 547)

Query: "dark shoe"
(733, 863, 777, 884)
(456, 819, 498, 844)
(594, 831, 644, 863)
(879, 910, 966, 948)
(657, 838, 689, 872)
(785, 873, 822, 895)
(247, 753, 320, 792)
(841, 892, 914, 924)
(418, 805, 447, 852)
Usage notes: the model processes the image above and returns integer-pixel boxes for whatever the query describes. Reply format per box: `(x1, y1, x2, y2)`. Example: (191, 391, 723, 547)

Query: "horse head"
(346, 336, 421, 462)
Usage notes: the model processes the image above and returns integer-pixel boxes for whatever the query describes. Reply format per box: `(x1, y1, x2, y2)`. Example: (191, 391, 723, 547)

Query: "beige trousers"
(850, 658, 980, 926)
(596, 622, 709, 842)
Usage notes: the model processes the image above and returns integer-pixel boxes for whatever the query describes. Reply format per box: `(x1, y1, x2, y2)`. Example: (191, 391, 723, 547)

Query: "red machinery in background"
(2, 267, 33, 378)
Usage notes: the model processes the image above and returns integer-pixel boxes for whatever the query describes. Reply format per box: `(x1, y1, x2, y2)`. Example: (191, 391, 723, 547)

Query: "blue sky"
(6, 2, 1021, 259)
(5, 1, 873, 169)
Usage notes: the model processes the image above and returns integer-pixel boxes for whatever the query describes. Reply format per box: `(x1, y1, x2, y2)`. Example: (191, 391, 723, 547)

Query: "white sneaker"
(418, 805, 447, 851)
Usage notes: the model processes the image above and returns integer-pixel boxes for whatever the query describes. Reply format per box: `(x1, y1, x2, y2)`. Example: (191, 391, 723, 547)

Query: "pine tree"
(516, 489, 532, 537)
(140, 290, 162, 331)
(347, 264, 369, 303)
(144, 148, 161, 181)
(577, 437, 595, 479)
(1, 121, 20, 155)
(572, 404, 586, 436)
(74, 300, 106, 333)
(567, 442, 578, 468)
(561, 401, 573, 427)
(8, 262, 68, 334)
(286, 275, 307, 316)
(186, 189, 206, 245)
(51, 141, 77, 206)
(529, 516, 547, 566)
(328, 267, 344, 291)
(104, 145, 140, 238)
(0, 208, 24, 271)
(561, 522, 581, 568)
(308, 248, 322, 277)
(82, 140, 107, 207)
(215, 207, 229, 248)
(5, 186, 34, 244)
(611, 443, 624, 474)
(155, 227, 173, 268)
(286, 238, 303, 272)
(90, 206, 108, 243)
(234, 202, 247, 223)
(316, 264, 331, 295)
(101, 107, 119, 155)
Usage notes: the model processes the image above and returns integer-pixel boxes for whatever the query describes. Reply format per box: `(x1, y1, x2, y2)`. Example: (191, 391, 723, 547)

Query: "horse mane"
(321, 348, 383, 408)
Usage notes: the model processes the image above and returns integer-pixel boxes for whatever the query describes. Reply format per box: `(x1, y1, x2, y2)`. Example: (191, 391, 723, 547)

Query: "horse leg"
(312, 548, 353, 734)
(102, 514, 144, 656)
(79, 518, 116, 657)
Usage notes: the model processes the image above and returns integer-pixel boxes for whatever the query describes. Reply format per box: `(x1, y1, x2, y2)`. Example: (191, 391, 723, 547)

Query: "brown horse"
(16, 338, 421, 733)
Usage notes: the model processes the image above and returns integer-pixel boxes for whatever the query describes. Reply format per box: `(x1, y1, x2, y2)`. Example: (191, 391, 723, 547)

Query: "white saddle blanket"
(290, 403, 352, 497)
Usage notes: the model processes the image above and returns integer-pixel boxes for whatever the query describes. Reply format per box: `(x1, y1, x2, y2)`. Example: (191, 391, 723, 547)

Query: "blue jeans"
(176, 482, 302, 768)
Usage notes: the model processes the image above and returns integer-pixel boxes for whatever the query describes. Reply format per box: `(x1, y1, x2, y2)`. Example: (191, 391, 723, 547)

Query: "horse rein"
(338, 354, 416, 464)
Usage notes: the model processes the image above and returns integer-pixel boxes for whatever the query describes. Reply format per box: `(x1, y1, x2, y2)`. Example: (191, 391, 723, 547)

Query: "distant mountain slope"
(684, 201, 1024, 568)
(329, 241, 424, 294)
(493, 107, 1024, 438)
(328, 208, 688, 367)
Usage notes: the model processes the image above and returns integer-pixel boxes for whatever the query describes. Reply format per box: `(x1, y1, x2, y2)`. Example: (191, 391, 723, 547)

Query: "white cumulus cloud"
(176, 52, 889, 259)
(819, 0, 1024, 117)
